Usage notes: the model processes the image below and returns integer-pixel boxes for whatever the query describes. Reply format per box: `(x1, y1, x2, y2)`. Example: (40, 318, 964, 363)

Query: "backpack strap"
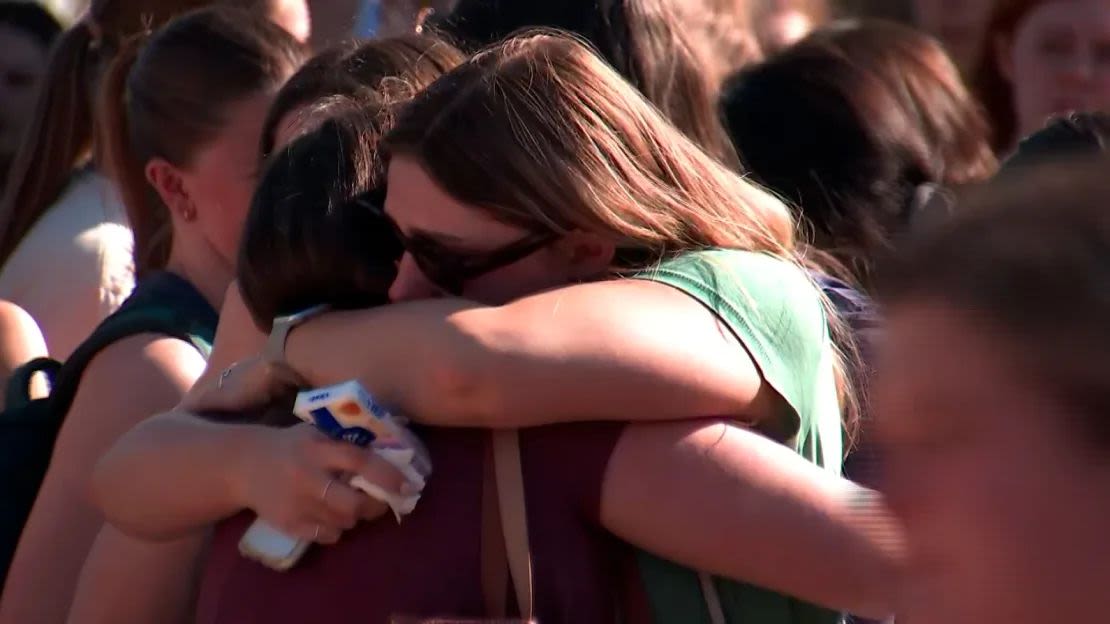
(44, 306, 204, 426)
(4, 358, 61, 411)
(492, 429, 534, 620)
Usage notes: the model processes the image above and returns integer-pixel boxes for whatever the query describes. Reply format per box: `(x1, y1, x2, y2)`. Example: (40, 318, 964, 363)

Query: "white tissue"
(349, 445, 431, 523)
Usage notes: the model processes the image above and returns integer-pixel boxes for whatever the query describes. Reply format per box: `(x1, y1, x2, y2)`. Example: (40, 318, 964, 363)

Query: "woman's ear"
(144, 158, 195, 221)
(551, 231, 616, 281)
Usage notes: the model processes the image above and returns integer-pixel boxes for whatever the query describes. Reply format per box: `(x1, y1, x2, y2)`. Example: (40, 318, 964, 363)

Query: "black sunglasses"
(389, 222, 557, 296)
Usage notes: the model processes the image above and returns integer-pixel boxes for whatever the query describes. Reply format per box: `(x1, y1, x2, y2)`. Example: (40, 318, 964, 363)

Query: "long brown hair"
(259, 34, 465, 159)
(812, 19, 998, 185)
(0, 0, 278, 271)
(972, 0, 1050, 152)
(386, 32, 857, 431)
(97, 6, 306, 276)
(435, 0, 743, 166)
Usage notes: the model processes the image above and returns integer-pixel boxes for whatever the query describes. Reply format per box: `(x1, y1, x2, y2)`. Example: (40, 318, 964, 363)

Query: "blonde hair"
(386, 32, 858, 436)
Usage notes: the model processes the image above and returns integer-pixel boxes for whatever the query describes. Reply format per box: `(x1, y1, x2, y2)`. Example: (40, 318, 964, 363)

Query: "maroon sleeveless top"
(196, 423, 652, 624)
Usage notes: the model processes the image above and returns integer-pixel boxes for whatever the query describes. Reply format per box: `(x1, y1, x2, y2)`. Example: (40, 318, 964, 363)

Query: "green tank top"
(631, 249, 845, 624)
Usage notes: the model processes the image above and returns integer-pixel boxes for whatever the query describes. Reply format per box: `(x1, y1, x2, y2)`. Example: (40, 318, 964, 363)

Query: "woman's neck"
(163, 241, 232, 313)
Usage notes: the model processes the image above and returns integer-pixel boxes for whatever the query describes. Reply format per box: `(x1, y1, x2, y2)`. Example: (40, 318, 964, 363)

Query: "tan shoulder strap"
(492, 429, 534, 620)
(699, 571, 727, 624)
(480, 437, 509, 617)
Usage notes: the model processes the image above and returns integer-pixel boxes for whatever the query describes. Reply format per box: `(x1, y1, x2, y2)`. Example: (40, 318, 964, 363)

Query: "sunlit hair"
(259, 34, 465, 159)
(434, 0, 742, 166)
(385, 32, 857, 433)
(753, 0, 832, 52)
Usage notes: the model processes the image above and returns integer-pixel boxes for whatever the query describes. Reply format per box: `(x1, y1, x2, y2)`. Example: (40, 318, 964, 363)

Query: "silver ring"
(217, 365, 234, 389)
(313, 524, 321, 541)
(322, 477, 336, 502)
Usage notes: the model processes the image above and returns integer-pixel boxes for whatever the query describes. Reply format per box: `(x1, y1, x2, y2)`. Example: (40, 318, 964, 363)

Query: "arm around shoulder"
(287, 279, 774, 428)
(599, 421, 904, 619)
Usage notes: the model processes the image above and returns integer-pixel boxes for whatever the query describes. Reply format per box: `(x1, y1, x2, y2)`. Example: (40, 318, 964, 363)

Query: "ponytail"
(0, 21, 95, 269)
(96, 34, 171, 277)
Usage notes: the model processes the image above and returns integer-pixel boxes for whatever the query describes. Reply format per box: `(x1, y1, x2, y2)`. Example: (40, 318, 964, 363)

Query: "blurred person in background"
(910, 0, 994, 72)
(0, 8, 307, 623)
(0, 2, 61, 195)
(754, 0, 832, 52)
(974, 0, 1110, 153)
(721, 22, 995, 292)
(435, 0, 749, 166)
(875, 161, 1110, 624)
(808, 20, 998, 186)
(728, 22, 997, 593)
(0, 0, 308, 362)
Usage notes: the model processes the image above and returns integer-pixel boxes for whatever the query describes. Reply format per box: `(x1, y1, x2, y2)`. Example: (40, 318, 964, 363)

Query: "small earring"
(180, 205, 197, 223)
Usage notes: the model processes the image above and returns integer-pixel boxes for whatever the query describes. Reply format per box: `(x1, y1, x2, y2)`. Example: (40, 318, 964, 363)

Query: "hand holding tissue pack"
(293, 380, 433, 514)
(238, 380, 432, 571)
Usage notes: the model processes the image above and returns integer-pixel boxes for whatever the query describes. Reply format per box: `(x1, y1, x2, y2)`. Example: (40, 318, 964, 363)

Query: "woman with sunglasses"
(95, 33, 901, 621)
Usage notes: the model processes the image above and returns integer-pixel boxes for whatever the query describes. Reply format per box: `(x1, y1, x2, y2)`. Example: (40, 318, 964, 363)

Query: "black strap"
(4, 358, 60, 412)
(42, 307, 201, 427)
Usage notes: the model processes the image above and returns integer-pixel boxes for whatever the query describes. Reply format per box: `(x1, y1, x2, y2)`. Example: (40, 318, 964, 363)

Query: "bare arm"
(93, 286, 396, 540)
(0, 336, 205, 624)
(0, 300, 48, 408)
(67, 527, 205, 624)
(280, 279, 777, 428)
(194, 283, 266, 386)
(601, 421, 904, 619)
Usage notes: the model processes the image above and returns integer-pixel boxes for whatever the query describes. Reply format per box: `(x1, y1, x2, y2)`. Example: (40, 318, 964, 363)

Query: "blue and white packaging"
(293, 380, 432, 517)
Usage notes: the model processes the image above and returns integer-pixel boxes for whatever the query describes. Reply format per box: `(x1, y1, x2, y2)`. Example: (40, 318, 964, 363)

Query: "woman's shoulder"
(635, 249, 828, 341)
(110, 272, 220, 350)
(0, 170, 134, 298)
(641, 249, 818, 299)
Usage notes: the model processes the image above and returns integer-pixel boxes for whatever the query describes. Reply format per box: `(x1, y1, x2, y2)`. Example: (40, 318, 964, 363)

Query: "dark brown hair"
(0, 0, 279, 271)
(810, 19, 998, 185)
(239, 104, 400, 330)
(722, 40, 937, 289)
(98, 6, 306, 276)
(1001, 111, 1110, 174)
(879, 159, 1110, 448)
(259, 34, 465, 159)
(972, 0, 1050, 152)
(434, 0, 742, 166)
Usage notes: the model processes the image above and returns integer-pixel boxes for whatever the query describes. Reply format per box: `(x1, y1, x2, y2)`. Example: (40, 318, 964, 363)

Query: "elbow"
(419, 314, 506, 428)
(88, 440, 170, 541)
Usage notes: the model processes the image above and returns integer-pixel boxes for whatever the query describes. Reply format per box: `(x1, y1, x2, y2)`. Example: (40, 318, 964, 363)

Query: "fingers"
(305, 431, 378, 476)
(357, 497, 390, 522)
(284, 520, 343, 545)
(357, 453, 408, 497)
(311, 475, 363, 531)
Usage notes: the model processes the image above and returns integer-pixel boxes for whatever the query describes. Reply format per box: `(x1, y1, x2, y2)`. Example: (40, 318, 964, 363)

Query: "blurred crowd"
(0, 1, 1108, 623)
